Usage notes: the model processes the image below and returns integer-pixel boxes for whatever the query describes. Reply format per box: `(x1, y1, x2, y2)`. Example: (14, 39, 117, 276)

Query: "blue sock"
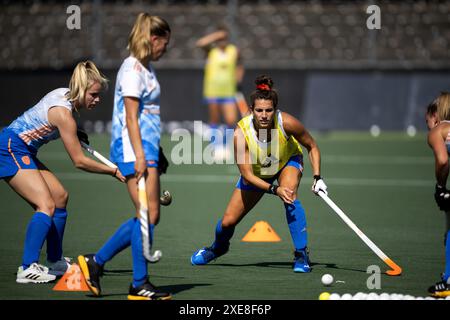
(444, 230, 450, 282)
(95, 218, 135, 266)
(131, 219, 148, 287)
(46, 208, 68, 262)
(284, 199, 308, 251)
(22, 212, 52, 268)
(212, 219, 234, 253)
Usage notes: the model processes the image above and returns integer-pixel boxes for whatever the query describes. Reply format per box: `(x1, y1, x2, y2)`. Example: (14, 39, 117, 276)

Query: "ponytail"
(127, 13, 171, 63)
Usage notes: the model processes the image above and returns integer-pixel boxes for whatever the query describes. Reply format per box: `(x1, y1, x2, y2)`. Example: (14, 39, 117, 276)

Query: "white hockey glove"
(312, 175, 328, 195)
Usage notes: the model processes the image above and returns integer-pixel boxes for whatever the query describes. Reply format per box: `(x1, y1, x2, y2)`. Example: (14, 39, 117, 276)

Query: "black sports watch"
(268, 185, 279, 195)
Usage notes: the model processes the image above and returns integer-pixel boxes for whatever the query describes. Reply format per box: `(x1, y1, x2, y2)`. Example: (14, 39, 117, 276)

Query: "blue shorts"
(204, 97, 236, 104)
(236, 155, 303, 191)
(0, 129, 39, 179)
(116, 160, 159, 178)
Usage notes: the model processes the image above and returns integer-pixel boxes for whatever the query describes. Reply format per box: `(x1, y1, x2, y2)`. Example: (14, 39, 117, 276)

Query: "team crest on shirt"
(21, 156, 31, 165)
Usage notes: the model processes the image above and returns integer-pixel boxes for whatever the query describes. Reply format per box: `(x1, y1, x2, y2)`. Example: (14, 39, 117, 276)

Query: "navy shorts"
(0, 129, 39, 179)
(236, 155, 303, 191)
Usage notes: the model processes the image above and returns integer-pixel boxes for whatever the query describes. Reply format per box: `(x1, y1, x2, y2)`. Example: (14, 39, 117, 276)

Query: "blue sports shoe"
(191, 246, 227, 265)
(293, 248, 311, 273)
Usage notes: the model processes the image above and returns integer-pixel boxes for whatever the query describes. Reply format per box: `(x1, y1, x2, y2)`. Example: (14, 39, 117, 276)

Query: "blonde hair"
(127, 13, 171, 63)
(67, 61, 108, 109)
(427, 92, 450, 121)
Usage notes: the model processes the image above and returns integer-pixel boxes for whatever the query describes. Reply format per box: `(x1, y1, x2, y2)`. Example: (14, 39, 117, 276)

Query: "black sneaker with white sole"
(77, 254, 103, 296)
(127, 280, 172, 300)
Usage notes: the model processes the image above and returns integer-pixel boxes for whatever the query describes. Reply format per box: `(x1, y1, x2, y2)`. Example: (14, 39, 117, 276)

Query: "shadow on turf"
(103, 269, 185, 279)
(88, 269, 211, 298)
(84, 283, 211, 298)
(211, 261, 367, 273)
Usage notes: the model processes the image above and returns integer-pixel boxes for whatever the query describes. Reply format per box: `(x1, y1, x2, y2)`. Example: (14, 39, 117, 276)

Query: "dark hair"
(250, 75, 278, 109)
(216, 23, 229, 34)
(426, 100, 437, 116)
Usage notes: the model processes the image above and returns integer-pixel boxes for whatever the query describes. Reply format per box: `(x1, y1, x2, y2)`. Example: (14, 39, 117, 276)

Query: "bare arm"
(282, 112, 321, 177)
(234, 127, 294, 203)
(236, 50, 244, 84)
(195, 30, 228, 51)
(48, 107, 125, 181)
(124, 97, 146, 181)
(428, 125, 449, 186)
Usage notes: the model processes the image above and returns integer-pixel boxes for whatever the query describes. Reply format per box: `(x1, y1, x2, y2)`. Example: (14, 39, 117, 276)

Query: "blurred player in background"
(196, 24, 246, 160)
(0, 61, 125, 284)
(191, 75, 327, 273)
(426, 92, 450, 297)
(78, 13, 171, 300)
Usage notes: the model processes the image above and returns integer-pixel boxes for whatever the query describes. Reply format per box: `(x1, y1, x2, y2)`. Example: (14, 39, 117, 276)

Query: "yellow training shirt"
(237, 111, 302, 178)
(203, 44, 238, 98)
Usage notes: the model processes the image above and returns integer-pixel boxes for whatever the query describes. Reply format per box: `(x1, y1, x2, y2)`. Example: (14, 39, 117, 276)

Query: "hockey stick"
(81, 142, 163, 262)
(318, 190, 402, 276)
(137, 177, 161, 263)
(80, 142, 172, 206)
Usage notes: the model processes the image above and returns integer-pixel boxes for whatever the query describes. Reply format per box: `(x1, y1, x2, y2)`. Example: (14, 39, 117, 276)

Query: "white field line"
(54, 172, 433, 188)
(323, 155, 432, 165)
(40, 152, 432, 165)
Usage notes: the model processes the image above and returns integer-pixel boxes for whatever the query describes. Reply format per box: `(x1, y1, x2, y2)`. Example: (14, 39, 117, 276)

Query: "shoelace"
(31, 263, 47, 273)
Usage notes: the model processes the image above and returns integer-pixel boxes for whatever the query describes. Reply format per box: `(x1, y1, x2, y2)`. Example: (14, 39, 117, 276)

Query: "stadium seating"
(0, 0, 448, 69)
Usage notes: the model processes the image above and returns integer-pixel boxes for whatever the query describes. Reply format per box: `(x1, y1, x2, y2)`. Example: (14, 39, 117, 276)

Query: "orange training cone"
(241, 221, 282, 242)
(52, 263, 90, 291)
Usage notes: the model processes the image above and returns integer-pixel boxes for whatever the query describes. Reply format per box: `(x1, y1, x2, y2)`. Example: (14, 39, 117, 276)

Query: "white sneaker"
(47, 257, 72, 276)
(16, 263, 56, 284)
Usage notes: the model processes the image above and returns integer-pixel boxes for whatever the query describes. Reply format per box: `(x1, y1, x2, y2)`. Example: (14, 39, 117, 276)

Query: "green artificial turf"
(0, 132, 443, 300)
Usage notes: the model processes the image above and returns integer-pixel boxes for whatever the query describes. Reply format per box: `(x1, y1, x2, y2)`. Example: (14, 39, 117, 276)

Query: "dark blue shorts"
(236, 155, 303, 191)
(0, 129, 39, 179)
(116, 160, 159, 178)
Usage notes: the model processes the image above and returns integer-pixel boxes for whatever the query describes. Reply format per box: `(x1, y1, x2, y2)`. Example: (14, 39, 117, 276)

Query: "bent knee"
(36, 200, 56, 217)
(55, 189, 69, 208)
(279, 181, 298, 189)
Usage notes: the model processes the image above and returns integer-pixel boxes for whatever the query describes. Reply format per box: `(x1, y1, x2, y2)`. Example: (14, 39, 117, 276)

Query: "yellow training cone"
(241, 221, 282, 242)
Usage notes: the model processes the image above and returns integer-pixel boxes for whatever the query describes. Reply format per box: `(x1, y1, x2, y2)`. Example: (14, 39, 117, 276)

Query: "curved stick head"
(148, 250, 162, 263)
(160, 190, 172, 206)
(385, 259, 402, 276)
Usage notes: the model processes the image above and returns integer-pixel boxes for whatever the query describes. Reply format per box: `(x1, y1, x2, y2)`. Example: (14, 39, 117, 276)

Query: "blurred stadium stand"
(0, 0, 448, 70)
(0, 0, 449, 131)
